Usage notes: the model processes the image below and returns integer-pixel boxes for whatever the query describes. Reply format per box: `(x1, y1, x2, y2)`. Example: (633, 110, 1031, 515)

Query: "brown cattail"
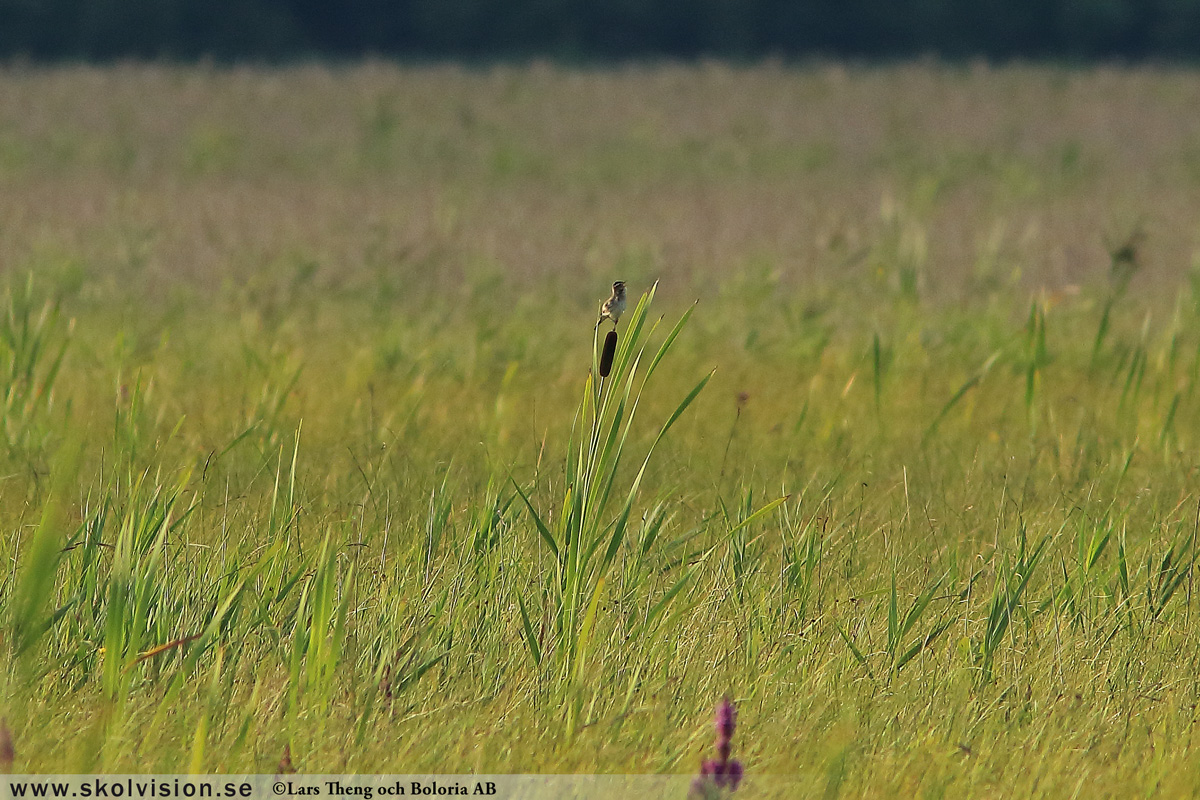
(600, 331, 618, 378)
(0, 718, 14, 773)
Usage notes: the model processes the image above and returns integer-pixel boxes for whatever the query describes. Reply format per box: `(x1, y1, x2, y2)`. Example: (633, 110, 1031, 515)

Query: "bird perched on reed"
(597, 281, 627, 329)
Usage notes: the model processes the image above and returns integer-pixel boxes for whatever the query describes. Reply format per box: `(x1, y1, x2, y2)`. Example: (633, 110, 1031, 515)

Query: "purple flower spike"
(727, 760, 744, 790)
(689, 697, 745, 798)
(716, 697, 737, 740)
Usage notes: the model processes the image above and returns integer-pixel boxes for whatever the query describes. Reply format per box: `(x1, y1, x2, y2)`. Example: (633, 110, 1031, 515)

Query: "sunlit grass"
(0, 63, 1199, 796)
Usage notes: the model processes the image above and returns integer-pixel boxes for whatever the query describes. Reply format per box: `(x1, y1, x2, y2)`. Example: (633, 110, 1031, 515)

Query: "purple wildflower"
(689, 697, 744, 798)
(716, 696, 736, 740)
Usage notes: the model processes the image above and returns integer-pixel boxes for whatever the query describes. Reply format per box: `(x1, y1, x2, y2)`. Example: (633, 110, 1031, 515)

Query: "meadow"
(2, 62, 1200, 796)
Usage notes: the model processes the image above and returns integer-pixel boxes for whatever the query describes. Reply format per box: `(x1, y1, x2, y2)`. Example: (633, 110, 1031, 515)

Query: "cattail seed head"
(600, 331, 617, 378)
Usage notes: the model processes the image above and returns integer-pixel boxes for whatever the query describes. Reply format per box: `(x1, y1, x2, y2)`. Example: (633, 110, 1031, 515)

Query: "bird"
(597, 281, 627, 329)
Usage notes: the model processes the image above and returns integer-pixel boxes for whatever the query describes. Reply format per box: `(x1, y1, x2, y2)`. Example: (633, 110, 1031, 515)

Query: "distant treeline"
(4, 0, 1200, 60)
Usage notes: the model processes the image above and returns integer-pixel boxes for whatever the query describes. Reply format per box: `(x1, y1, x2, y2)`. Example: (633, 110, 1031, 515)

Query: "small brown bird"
(597, 281, 627, 328)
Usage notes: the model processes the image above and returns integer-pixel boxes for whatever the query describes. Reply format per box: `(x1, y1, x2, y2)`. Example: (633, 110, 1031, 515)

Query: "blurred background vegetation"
(4, 0, 1200, 62)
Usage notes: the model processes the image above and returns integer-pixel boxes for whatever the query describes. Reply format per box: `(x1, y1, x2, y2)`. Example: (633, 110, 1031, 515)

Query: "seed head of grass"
(599, 330, 617, 377)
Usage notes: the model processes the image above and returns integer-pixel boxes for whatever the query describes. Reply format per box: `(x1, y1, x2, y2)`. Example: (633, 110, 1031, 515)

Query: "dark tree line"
(3, 0, 1200, 61)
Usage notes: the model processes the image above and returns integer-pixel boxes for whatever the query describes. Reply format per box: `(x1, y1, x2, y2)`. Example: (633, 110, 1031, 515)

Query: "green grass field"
(3, 62, 1200, 796)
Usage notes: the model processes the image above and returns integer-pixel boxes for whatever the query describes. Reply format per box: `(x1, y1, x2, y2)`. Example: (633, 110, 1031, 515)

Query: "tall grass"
(3, 64, 1200, 795)
(514, 283, 711, 732)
